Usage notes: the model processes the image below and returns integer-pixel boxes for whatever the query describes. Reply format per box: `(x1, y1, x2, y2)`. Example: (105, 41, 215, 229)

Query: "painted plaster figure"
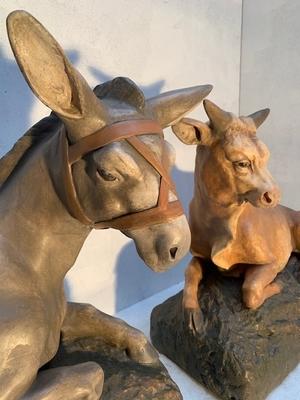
(172, 100, 299, 332)
(0, 10, 212, 399)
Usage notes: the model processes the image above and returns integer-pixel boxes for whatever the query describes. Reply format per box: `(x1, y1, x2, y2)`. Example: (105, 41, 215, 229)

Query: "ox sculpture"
(172, 100, 298, 333)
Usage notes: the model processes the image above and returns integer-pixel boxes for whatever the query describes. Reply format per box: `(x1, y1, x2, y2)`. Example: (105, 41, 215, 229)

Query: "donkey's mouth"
(137, 246, 186, 272)
(124, 215, 191, 272)
(150, 264, 175, 273)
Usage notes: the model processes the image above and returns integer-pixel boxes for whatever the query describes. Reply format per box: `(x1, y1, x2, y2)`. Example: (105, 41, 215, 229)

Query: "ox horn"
(203, 99, 233, 131)
(146, 85, 213, 128)
(248, 108, 270, 128)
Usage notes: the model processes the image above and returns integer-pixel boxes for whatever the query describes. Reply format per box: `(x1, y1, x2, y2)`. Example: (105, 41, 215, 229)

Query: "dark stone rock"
(150, 254, 300, 400)
(46, 335, 182, 400)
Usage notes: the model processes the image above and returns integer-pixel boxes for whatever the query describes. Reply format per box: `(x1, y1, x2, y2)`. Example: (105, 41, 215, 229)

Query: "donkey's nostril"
(263, 192, 272, 204)
(170, 247, 178, 260)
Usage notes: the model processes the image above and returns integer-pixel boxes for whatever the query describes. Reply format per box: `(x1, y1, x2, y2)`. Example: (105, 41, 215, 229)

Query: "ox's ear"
(172, 117, 213, 146)
(146, 85, 213, 128)
(6, 10, 107, 140)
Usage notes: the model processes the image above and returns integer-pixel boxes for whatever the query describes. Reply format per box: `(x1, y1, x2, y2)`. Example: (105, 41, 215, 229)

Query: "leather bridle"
(62, 119, 184, 230)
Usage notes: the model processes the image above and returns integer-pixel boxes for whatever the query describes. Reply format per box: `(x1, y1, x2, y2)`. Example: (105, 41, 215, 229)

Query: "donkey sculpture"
(0, 10, 212, 399)
(172, 99, 299, 333)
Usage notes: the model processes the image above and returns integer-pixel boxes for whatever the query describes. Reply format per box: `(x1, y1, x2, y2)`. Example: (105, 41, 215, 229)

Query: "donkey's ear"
(172, 117, 213, 146)
(146, 85, 212, 128)
(6, 10, 106, 136)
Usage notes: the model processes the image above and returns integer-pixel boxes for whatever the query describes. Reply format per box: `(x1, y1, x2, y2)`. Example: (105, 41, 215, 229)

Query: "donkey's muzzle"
(127, 214, 191, 272)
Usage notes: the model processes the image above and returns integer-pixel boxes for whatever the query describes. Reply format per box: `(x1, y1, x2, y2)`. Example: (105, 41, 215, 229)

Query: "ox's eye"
(233, 160, 251, 171)
(97, 168, 117, 181)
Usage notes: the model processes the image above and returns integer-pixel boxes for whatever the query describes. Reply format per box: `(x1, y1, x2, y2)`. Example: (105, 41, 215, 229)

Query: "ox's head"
(172, 100, 280, 208)
(7, 10, 212, 271)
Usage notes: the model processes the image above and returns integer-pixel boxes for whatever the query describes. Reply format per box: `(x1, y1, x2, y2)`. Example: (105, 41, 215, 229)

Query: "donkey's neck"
(0, 129, 90, 286)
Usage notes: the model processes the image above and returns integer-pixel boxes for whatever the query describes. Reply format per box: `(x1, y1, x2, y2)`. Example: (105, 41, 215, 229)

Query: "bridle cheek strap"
(63, 119, 184, 230)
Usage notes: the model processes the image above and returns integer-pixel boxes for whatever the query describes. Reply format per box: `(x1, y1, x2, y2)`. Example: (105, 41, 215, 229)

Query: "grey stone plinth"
(151, 255, 300, 400)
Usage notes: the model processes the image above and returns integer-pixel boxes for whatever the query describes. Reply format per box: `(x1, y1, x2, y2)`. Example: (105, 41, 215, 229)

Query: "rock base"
(46, 336, 182, 400)
(151, 255, 300, 400)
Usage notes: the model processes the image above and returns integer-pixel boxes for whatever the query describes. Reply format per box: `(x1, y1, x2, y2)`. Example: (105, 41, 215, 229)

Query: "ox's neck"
(191, 147, 246, 245)
(0, 128, 90, 288)
(194, 147, 245, 216)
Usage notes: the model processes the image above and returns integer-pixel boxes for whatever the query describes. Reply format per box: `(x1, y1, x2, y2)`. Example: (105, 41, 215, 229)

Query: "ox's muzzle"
(245, 184, 281, 208)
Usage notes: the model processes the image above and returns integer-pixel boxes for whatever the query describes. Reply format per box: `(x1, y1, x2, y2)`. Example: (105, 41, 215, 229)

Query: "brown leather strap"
(69, 119, 163, 164)
(126, 136, 174, 190)
(63, 119, 184, 230)
(93, 199, 183, 230)
(158, 139, 174, 209)
(61, 133, 94, 226)
(93, 136, 182, 229)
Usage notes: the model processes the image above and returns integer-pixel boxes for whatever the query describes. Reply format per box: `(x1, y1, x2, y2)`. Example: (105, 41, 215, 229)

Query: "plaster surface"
(0, 0, 242, 313)
(240, 0, 300, 209)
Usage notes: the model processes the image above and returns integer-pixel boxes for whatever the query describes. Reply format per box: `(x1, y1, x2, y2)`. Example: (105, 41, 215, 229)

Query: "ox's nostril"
(263, 192, 272, 204)
(170, 247, 178, 260)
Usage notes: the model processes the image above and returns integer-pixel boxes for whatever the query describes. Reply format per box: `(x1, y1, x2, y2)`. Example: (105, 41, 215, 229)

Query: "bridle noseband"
(62, 119, 184, 230)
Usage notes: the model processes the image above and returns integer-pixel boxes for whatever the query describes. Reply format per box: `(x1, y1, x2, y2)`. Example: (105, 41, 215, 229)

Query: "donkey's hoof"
(126, 333, 159, 365)
(183, 307, 204, 334)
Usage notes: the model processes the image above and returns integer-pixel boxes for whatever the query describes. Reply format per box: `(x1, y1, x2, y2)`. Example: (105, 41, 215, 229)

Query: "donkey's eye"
(97, 168, 117, 181)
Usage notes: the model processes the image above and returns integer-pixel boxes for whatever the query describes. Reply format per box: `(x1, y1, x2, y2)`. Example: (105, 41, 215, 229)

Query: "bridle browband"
(62, 119, 184, 230)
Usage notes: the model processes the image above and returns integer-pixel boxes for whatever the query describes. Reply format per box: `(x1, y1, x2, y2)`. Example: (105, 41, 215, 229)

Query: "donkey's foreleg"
(0, 349, 40, 400)
(22, 362, 103, 400)
(182, 256, 204, 333)
(0, 314, 102, 400)
(62, 302, 159, 364)
(0, 326, 56, 399)
(242, 263, 282, 309)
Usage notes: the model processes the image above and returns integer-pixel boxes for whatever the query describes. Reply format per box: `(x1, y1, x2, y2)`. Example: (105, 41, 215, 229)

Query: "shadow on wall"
(0, 48, 80, 156)
(115, 166, 194, 312)
(0, 46, 34, 156)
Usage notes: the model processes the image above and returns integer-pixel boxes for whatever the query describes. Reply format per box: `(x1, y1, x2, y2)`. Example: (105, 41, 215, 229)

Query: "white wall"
(240, 0, 300, 209)
(0, 0, 242, 313)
